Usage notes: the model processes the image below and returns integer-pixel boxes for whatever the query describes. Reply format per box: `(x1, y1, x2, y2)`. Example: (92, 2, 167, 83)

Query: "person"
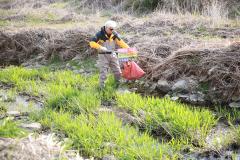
(89, 20, 129, 89)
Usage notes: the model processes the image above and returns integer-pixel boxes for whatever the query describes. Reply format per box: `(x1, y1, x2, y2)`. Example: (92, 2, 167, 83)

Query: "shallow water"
(7, 95, 43, 113)
(0, 89, 43, 113)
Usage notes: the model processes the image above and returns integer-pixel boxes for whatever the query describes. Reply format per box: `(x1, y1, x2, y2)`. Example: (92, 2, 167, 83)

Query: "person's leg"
(109, 53, 121, 88)
(98, 54, 109, 89)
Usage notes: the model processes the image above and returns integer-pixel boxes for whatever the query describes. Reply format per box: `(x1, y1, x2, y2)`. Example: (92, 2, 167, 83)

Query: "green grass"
(32, 109, 178, 159)
(0, 117, 27, 138)
(215, 106, 240, 124)
(25, 14, 45, 25)
(49, 2, 68, 9)
(44, 84, 100, 114)
(0, 9, 16, 17)
(78, 57, 98, 70)
(68, 57, 98, 74)
(24, 11, 59, 26)
(116, 93, 217, 145)
(0, 66, 51, 96)
(0, 101, 7, 114)
(4, 88, 17, 102)
(66, 91, 100, 114)
(0, 20, 9, 27)
(0, 66, 222, 158)
(0, 66, 47, 82)
(0, 66, 114, 111)
(235, 126, 240, 145)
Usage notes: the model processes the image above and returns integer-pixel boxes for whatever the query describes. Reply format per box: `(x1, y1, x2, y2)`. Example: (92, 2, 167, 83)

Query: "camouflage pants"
(98, 53, 121, 88)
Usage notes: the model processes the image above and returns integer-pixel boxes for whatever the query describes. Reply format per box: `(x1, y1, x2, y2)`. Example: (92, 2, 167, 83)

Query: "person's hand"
(100, 46, 108, 52)
(112, 52, 117, 58)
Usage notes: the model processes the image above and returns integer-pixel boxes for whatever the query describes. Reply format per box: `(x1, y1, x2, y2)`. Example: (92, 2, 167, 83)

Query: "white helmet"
(104, 20, 117, 29)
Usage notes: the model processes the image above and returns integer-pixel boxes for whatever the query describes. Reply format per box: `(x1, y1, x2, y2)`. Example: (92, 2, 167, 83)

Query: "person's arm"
(113, 32, 129, 49)
(116, 38, 129, 49)
(89, 33, 102, 49)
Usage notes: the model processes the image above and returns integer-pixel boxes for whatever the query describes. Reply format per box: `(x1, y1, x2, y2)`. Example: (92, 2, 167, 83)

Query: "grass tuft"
(0, 117, 27, 138)
(33, 109, 178, 159)
(116, 93, 217, 145)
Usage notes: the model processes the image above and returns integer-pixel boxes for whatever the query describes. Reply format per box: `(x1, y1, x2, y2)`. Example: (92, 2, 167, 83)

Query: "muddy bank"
(0, 85, 90, 160)
(0, 132, 90, 160)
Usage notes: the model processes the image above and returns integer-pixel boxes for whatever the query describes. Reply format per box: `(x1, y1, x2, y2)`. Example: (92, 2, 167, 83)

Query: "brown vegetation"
(0, 29, 91, 65)
(140, 42, 240, 102)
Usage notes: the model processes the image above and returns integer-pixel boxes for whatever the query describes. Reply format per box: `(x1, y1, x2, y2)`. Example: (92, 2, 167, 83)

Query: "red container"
(122, 61, 145, 80)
